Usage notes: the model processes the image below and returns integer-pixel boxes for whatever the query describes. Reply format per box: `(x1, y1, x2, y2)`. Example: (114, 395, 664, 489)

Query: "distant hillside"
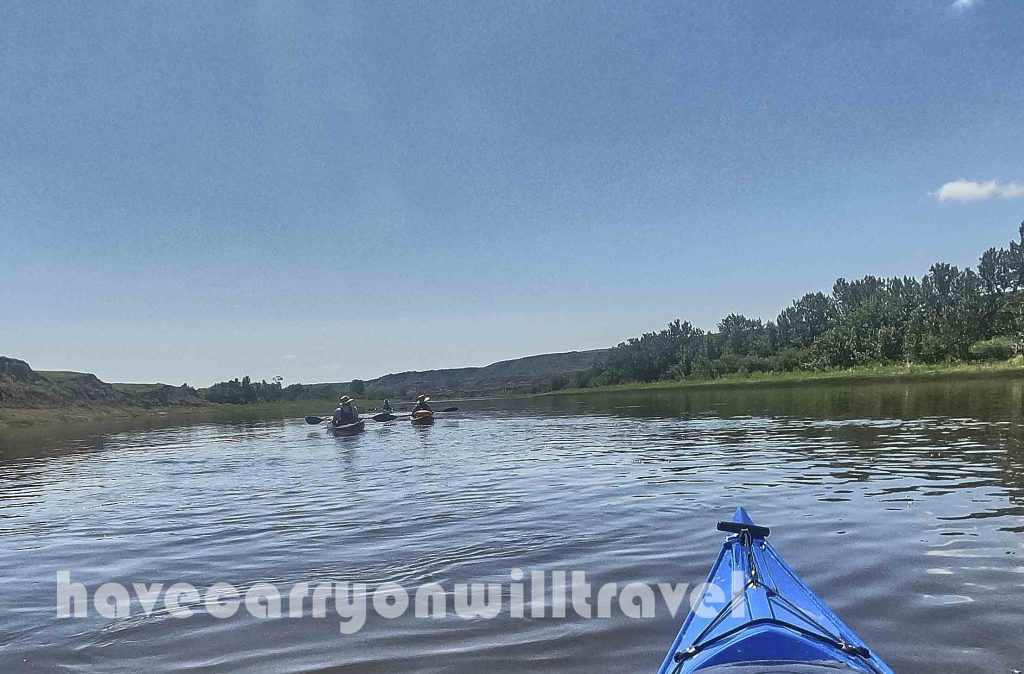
(0, 356, 204, 408)
(312, 349, 611, 399)
(1, 348, 610, 409)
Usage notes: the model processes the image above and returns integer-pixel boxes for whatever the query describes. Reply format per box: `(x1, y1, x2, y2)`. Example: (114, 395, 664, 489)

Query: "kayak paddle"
(371, 406, 458, 423)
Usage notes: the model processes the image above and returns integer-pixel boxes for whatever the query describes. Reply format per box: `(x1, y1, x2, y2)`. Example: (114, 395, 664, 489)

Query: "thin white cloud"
(936, 179, 1024, 203)
(1001, 183, 1024, 199)
(951, 0, 979, 12)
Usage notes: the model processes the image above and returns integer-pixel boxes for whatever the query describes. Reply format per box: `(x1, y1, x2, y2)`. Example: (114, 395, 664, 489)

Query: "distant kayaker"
(382, 399, 394, 414)
(413, 394, 432, 413)
(332, 395, 359, 426)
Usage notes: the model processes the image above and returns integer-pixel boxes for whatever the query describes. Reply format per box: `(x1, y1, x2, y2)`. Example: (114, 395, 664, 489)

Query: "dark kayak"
(657, 508, 894, 674)
(410, 410, 434, 426)
(326, 419, 365, 435)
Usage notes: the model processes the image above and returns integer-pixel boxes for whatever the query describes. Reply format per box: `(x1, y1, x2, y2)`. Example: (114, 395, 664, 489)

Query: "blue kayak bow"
(658, 508, 894, 674)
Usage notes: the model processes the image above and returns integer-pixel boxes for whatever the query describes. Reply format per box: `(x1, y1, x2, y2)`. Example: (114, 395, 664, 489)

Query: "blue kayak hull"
(657, 508, 893, 674)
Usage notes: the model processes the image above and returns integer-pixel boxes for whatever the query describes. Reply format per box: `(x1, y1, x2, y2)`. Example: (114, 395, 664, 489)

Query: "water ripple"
(1, 381, 1023, 673)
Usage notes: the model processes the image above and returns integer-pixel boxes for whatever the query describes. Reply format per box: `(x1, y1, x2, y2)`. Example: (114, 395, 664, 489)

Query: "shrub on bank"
(969, 336, 1018, 361)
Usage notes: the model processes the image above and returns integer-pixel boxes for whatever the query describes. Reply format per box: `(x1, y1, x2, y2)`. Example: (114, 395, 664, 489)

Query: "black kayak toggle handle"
(717, 521, 771, 539)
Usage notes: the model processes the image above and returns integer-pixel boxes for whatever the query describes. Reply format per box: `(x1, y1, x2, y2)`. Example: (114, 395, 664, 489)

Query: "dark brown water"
(1, 379, 1022, 673)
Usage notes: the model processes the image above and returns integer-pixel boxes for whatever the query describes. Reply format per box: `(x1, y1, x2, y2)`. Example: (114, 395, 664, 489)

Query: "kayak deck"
(326, 419, 365, 435)
(411, 411, 434, 425)
(659, 508, 893, 674)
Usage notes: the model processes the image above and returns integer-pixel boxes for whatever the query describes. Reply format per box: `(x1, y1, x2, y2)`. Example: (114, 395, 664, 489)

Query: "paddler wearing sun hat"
(331, 395, 360, 426)
(412, 394, 432, 414)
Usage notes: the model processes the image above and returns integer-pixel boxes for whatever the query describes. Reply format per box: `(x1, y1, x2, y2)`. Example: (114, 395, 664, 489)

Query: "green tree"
(718, 314, 772, 357)
(776, 292, 837, 348)
(604, 319, 707, 382)
(240, 376, 256, 403)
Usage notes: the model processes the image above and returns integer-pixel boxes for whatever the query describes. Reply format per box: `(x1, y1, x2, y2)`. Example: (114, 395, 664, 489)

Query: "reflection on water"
(1, 379, 1022, 673)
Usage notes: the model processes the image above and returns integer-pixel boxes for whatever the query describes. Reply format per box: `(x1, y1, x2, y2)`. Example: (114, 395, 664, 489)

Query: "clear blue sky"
(2, 1, 1022, 385)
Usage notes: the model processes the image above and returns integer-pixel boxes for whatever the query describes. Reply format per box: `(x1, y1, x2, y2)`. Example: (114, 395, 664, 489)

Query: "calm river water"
(1, 379, 1022, 673)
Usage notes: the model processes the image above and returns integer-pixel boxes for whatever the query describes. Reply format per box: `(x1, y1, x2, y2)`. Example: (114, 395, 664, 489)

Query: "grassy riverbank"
(541, 358, 1024, 397)
(6, 360, 1024, 430)
(0, 398, 379, 430)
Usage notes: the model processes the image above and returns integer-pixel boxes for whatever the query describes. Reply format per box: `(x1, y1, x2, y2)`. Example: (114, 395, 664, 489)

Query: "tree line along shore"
(199, 216, 1024, 404)
(566, 220, 1024, 390)
(5, 220, 1024, 428)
